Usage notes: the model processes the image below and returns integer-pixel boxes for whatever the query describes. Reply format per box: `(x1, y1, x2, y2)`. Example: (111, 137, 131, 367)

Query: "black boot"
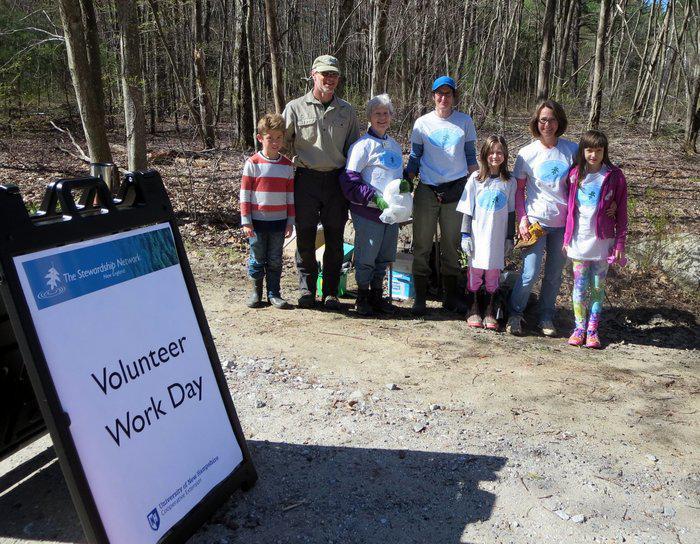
(370, 287, 395, 315)
(412, 275, 429, 316)
(355, 287, 374, 316)
(466, 292, 482, 327)
(483, 290, 499, 330)
(247, 278, 264, 308)
(442, 275, 467, 313)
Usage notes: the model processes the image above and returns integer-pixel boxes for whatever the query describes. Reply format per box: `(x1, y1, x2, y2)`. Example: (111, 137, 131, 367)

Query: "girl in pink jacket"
(563, 130, 628, 349)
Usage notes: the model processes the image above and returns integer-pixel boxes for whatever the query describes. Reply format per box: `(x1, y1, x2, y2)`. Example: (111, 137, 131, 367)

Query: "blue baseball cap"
(432, 76, 456, 92)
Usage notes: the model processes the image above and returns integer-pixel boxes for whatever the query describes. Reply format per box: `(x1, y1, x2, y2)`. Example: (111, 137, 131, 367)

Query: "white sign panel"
(13, 223, 243, 543)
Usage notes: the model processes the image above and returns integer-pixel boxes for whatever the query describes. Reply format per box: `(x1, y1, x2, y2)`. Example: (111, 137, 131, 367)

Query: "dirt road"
(4, 245, 696, 544)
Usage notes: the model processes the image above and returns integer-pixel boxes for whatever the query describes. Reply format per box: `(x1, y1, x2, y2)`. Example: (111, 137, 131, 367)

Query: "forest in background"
(0, 0, 699, 171)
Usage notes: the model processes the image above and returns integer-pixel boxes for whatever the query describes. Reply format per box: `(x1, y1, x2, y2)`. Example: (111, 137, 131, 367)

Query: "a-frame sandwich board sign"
(0, 170, 257, 543)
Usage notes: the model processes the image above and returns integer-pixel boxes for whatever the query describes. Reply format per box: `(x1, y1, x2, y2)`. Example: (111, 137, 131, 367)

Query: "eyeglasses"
(538, 117, 558, 125)
(319, 72, 339, 79)
(435, 90, 454, 97)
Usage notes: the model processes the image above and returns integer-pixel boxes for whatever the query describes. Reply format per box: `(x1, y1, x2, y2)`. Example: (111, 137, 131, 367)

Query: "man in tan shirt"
(283, 55, 360, 310)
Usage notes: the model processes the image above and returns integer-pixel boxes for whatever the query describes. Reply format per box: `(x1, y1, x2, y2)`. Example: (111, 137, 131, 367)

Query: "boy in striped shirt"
(241, 113, 295, 308)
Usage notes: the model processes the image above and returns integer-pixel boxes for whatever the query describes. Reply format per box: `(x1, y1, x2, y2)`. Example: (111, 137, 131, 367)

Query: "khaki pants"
(411, 183, 462, 279)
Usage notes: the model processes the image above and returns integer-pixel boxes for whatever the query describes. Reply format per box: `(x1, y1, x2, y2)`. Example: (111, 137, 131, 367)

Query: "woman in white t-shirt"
(340, 94, 406, 316)
(405, 76, 478, 316)
(507, 100, 578, 337)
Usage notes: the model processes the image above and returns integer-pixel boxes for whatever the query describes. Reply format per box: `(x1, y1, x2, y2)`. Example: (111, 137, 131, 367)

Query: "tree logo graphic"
(477, 189, 507, 212)
(577, 184, 601, 208)
(36, 263, 67, 301)
(536, 160, 568, 186)
(45, 266, 61, 291)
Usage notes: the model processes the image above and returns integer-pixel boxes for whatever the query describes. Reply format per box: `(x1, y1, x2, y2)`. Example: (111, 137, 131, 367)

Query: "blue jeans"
(351, 212, 399, 288)
(508, 225, 566, 322)
(248, 229, 285, 297)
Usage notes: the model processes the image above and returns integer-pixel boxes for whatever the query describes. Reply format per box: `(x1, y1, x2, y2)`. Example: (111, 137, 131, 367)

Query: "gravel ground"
(2, 246, 697, 544)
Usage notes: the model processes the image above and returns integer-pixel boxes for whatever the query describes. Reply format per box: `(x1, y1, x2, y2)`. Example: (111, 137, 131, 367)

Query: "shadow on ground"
(0, 445, 84, 543)
(0, 441, 507, 544)
(193, 441, 506, 544)
(603, 307, 699, 350)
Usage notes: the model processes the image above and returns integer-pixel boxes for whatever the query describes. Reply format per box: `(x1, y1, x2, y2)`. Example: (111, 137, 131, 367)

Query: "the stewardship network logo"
(37, 265, 66, 300)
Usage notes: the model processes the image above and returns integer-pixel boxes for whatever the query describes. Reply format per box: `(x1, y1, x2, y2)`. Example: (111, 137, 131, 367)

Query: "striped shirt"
(240, 152, 295, 230)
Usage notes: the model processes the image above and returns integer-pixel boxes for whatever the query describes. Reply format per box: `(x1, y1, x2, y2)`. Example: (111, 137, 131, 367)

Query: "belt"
(296, 167, 343, 178)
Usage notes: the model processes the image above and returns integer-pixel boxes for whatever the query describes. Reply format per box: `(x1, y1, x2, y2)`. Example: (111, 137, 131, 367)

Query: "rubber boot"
(355, 287, 373, 316)
(370, 287, 395, 315)
(482, 291, 499, 330)
(247, 277, 264, 308)
(466, 293, 482, 328)
(411, 275, 429, 316)
(442, 275, 467, 313)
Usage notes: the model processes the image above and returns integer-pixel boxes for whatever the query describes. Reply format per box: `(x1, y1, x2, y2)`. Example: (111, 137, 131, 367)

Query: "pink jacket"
(563, 165, 628, 253)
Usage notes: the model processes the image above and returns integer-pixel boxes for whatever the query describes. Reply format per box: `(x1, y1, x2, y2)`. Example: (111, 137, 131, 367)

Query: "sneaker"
(269, 294, 289, 309)
(482, 315, 499, 330)
(506, 316, 522, 336)
(467, 312, 483, 328)
(297, 293, 316, 309)
(585, 329, 602, 349)
(567, 328, 586, 346)
(322, 295, 341, 311)
(539, 319, 557, 337)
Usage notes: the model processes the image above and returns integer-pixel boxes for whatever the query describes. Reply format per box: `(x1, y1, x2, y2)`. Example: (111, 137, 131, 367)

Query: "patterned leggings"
(572, 259, 609, 331)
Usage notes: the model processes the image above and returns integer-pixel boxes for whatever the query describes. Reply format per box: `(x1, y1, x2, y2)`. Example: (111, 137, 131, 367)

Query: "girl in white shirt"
(458, 135, 516, 330)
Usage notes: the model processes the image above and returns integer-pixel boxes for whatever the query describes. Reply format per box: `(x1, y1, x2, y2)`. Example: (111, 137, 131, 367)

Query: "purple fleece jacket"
(563, 165, 629, 253)
(339, 170, 382, 222)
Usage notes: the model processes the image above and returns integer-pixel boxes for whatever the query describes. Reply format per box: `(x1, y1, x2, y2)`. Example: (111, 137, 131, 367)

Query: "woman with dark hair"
(506, 100, 578, 336)
(405, 76, 478, 316)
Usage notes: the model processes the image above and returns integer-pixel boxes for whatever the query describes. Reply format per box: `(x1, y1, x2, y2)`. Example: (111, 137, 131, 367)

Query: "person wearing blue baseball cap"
(405, 76, 478, 316)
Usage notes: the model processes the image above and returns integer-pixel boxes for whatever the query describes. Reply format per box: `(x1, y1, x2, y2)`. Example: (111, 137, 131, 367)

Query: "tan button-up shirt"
(282, 91, 360, 172)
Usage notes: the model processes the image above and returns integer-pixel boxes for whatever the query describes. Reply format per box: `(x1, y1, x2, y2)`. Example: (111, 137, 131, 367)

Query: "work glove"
(373, 194, 389, 211)
(460, 233, 473, 257)
(504, 238, 514, 258)
(399, 178, 413, 193)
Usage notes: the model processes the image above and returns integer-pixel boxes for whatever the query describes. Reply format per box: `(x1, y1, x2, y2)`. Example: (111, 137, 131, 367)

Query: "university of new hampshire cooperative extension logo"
(37, 265, 66, 300)
(147, 508, 160, 531)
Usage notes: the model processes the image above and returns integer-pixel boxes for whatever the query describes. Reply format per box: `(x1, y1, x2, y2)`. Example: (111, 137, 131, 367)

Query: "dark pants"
(294, 168, 348, 297)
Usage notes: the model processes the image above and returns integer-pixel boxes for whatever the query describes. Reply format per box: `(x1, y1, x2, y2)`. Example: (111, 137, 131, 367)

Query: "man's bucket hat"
(312, 55, 340, 74)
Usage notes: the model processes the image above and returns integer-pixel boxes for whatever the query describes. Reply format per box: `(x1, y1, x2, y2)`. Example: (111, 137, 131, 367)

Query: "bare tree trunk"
(651, 0, 691, 136)
(454, 0, 470, 82)
(571, 0, 581, 92)
(632, 2, 672, 120)
(115, 0, 147, 170)
(680, 0, 700, 152)
(588, 0, 612, 129)
(554, 0, 578, 99)
(215, 0, 229, 123)
(685, 78, 700, 152)
(536, 0, 557, 101)
(263, 0, 285, 112)
(194, 0, 216, 147)
(632, 0, 658, 111)
(243, 0, 258, 147)
(58, 0, 112, 163)
(146, 0, 208, 147)
(370, 0, 390, 97)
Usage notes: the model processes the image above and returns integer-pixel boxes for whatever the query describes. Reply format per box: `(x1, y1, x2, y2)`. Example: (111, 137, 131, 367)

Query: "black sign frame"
(0, 170, 257, 543)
